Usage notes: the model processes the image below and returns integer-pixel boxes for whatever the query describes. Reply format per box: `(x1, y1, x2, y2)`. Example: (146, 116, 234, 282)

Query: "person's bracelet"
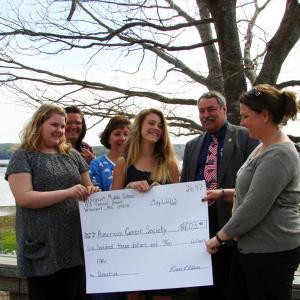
(216, 231, 225, 245)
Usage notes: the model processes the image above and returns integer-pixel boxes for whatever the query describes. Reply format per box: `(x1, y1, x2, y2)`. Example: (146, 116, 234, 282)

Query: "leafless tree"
(0, 0, 299, 135)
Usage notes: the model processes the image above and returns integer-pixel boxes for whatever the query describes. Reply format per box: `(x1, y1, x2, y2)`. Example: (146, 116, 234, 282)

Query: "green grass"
(0, 214, 16, 253)
(0, 230, 16, 253)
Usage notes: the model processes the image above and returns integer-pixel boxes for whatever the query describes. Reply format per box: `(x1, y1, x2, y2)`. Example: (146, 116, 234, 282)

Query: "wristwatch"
(216, 232, 226, 245)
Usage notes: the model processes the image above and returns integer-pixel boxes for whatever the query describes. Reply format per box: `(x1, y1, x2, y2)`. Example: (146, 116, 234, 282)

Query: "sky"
(0, 0, 299, 146)
(0, 100, 299, 146)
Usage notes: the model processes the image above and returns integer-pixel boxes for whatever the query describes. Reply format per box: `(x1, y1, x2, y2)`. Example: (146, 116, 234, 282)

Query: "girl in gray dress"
(6, 104, 99, 300)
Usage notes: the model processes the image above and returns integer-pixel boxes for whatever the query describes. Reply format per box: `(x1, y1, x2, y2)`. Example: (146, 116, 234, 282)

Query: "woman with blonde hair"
(112, 108, 179, 300)
(6, 103, 99, 300)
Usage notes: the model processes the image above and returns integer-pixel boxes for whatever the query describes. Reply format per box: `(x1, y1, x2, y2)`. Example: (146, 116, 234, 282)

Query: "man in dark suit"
(181, 91, 258, 300)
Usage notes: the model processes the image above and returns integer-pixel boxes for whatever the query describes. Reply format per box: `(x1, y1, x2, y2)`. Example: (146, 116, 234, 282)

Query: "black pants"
(228, 245, 300, 300)
(27, 266, 87, 300)
(198, 243, 233, 300)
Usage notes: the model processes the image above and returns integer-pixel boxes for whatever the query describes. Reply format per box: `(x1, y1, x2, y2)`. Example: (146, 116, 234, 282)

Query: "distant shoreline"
(0, 163, 8, 167)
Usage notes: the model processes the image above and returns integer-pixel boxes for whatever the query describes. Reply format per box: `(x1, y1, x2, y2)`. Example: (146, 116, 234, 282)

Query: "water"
(0, 160, 15, 207)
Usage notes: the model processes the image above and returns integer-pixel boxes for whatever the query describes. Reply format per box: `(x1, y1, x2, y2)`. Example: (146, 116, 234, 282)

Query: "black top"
(125, 165, 171, 186)
(125, 165, 152, 186)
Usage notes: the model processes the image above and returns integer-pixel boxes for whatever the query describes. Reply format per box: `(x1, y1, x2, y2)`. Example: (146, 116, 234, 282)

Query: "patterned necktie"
(204, 135, 218, 190)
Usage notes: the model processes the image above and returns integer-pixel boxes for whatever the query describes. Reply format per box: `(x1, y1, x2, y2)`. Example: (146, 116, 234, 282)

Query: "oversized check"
(79, 180, 213, 293)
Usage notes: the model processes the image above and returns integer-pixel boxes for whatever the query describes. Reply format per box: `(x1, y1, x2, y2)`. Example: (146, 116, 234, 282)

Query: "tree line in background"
(0, 0, 299, 137)
(0, 143, 186, 160)
(0, 140, 298, 161)
(0, 143, 108, 160)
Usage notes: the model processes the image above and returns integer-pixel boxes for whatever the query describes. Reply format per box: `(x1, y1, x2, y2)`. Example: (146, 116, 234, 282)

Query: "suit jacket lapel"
(218, 124, 235, 185)
(190, 134, 205, 180)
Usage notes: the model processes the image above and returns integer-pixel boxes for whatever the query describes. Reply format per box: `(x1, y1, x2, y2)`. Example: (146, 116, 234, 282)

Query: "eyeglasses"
(248, 87, 261, 96)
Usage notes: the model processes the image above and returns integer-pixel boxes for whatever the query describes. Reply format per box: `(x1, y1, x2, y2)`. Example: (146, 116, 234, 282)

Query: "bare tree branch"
(256, 0, 300, 85)
(276, 80, 300, 89)
(0, 0, 299, 138)
(243, 0, 271, 84)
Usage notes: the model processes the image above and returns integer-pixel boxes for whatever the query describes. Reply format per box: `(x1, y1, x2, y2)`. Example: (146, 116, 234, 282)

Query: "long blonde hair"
(19, 103, 71, 154)
(123, 108, 178, 183)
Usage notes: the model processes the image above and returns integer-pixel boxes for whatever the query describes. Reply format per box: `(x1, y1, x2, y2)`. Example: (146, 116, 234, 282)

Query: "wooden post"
(0, 256, 28, 300)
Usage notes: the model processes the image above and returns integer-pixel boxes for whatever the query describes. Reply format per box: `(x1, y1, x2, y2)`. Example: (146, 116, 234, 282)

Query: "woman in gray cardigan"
(205, 84, 300, 300)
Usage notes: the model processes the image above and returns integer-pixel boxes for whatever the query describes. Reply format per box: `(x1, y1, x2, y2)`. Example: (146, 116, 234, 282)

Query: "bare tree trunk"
(206, 0, 247, 125)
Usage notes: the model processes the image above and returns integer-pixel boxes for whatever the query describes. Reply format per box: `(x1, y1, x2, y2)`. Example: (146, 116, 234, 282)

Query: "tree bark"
(256, 0, 300, 85)
(206, 0, 247, 124)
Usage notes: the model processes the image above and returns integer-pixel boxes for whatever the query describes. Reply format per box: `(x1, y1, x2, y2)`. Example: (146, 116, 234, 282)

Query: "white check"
(79, 181, 213, 293)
